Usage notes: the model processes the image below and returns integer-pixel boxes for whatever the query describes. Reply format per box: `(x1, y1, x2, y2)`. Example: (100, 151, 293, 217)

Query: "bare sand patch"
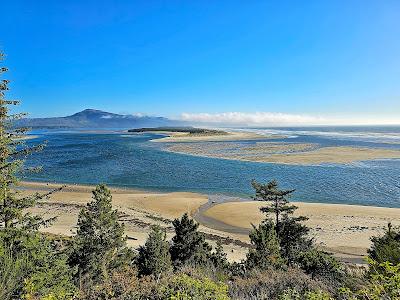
(261, 146, 400, 165)
(165, 142, 400, 165)
(203, 201, 400, 257)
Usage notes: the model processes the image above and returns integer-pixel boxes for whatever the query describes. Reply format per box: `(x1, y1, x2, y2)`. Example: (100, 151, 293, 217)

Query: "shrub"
(162, 273, 230, 300)
(228, 268, 329, 300)
(368, 223, 400, 265)
(297, 249, 345, 283)
(76, 266, 139, 300)
(0, 248, 29, 300)
(339, 259, 400, 299)
(279, 288, 333, 300)
(0, 230, 76, 300)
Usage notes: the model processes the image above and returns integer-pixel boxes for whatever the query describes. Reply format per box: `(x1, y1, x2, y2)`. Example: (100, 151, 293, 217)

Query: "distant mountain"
(16, 109, 181, 129)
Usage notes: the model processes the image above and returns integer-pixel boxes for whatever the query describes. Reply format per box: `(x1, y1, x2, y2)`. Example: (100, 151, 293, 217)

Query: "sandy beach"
(20, 181, 400, 263)
(164, 140, 400, 165)
(203, 201, 400, 259)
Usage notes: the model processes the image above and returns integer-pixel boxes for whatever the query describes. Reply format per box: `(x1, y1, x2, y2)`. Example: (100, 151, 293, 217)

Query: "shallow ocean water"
(23, 126, 400, 208)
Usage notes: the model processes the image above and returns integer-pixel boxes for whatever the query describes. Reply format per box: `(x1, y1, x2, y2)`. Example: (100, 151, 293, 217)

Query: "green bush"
(228, 268, 329, 299)
(279, 288, 333, 300)
(0, 248, 29, 300)
(0, 230, 76, 300)
(368, 223, 400, 265)
(340, 259, 400, 299)
(297, 249, 345, 283)
(163, 273, 230, 300)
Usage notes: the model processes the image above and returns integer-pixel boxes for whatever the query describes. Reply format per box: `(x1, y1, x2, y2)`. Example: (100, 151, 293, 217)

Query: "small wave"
(228, 127, 400, 144)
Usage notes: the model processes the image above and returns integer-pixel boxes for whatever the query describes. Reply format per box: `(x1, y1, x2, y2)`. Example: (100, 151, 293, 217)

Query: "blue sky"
(1, 1, 400, 125)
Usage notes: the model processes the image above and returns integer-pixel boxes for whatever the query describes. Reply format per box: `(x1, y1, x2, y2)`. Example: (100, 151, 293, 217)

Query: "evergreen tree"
(136, 225, 172, 277)
(0, 52, 75, 298)
(170, 213, 211, 267)
(368, 223, 400, 265)
(0, 51, 60, 236)
(252, 179, 312, 265)
(278, 214, 313, 266)
(251, 179, 297, 230)
(246, 220, 283, 269)
(68, 184, 131, 283)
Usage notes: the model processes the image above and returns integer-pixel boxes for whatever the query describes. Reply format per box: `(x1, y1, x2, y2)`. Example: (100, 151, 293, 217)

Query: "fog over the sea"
(180, 112, 400, 127)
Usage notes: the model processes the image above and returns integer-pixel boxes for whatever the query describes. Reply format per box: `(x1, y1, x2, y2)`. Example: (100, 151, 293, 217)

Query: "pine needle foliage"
(251, 179, 297, 229)
(0, 51, 61, 234)
(368, 222, 400, 266)
(68, 184, 131, 284)
(136, 224, 172, 277)
(170, 213, 212, 267)
(246, 219, 283, 270)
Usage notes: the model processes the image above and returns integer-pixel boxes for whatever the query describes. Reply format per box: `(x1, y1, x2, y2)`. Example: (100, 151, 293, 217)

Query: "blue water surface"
(23, 127, 400, 208)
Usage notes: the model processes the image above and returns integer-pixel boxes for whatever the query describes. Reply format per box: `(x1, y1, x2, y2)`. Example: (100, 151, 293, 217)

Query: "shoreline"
(20, 180, 400, 263)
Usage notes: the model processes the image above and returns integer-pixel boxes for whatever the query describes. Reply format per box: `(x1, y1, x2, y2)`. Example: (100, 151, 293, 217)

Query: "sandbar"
(165, 143, 400, 165)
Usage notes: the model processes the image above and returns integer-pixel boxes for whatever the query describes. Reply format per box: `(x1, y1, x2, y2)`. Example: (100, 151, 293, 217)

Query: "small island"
(128, 126, 271, 142)
(128, 126, 227, 136)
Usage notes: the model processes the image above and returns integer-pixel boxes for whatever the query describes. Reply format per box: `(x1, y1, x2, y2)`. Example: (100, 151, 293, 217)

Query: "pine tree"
(251, 179, 297, 230)
(251, 179, 312, 265)
(246, 219, 282, 269)
(278, 214, 313, 266)
(68, 184, 131, 283)
(136, 225, 172, 277)
(170, 213, 211, 267)
(0, 51, 74, 299)
(0, 51, 60, 235)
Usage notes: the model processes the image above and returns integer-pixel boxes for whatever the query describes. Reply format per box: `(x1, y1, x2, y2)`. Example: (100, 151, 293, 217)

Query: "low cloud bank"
(180, 112, 326, 126)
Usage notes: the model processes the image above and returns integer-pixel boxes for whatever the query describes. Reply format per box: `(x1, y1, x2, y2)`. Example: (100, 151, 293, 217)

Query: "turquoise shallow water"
(23, 126, 400, 208)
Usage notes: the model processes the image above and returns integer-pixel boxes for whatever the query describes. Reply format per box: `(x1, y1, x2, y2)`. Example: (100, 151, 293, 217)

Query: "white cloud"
(180, 112, 326, 126)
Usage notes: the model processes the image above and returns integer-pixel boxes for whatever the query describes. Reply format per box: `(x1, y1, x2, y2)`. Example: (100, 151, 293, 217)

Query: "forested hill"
(15, 109, 181, 129)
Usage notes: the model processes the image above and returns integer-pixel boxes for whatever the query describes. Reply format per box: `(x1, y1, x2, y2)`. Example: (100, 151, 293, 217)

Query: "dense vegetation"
(128, 127, 226, 135)
(1, 52, 400, 299)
